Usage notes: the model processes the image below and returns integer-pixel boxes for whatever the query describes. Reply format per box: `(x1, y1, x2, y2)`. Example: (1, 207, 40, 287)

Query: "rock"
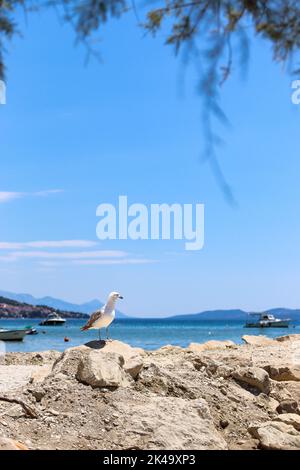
(29, 387, 46, 402)
(123, 356, 143, 379)
(262, 396, 279, 413)
(242, 335, 276, 346)
(0, 437, 28, 450)
(133, 347, 147, 356)
(275, 413, 300, 431)
(254, 392, 279, 412)
(54, 341, 144, 380)
(113, 393, 227, 450)
(276, 335, 300, 343)
(264, 365, 300, 382)
(192, 357, 221, 374)
(276, 399, 299, 414)
(282, 382, 300, 406)
(76, 350, 129, 388)
(100, 341, 144, 379)
(215, 365, 233, 379)
(188, 340, 235, 353)
(52, 346, 88, 377)
(220, 419, 229, 429)
(157, 345, 184, 353)
(233, 367, 271, 394)
(248, 421, 300, 450)
(30, 365, 52, 384)
(230, 439, 259, 450)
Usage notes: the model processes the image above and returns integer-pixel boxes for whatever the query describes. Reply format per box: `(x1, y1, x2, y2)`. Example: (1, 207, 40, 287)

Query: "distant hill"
(168, 309, 248, 321)
(0, 290, 128, 318)
(0, 295, 89, 319)
(168, 308, 300, 321)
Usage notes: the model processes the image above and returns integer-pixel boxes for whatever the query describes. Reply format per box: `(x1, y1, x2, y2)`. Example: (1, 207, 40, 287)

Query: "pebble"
(44, 417, 55, 424)
(220, 419, 229, 429)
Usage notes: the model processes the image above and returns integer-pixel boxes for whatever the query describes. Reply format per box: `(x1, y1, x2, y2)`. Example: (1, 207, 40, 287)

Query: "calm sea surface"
(1, 318, 299, 353)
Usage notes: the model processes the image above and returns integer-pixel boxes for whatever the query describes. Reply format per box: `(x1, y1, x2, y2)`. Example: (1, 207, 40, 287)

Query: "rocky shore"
(1, 334, 300, 450)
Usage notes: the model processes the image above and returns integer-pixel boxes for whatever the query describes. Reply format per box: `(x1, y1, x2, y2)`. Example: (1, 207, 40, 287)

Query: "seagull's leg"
(98, 329, 101, 341)
(106, 327, 109, 341)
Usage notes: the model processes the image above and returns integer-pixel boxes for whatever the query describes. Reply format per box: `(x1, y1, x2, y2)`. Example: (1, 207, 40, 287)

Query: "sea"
(1, 318, 300, 353)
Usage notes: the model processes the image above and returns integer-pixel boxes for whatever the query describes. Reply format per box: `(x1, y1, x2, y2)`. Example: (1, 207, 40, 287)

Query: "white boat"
(0, 329, 28, 341)
(39, 312, 66, 326)
(245, 312, 290, 328)
(24, 325, 38, 335)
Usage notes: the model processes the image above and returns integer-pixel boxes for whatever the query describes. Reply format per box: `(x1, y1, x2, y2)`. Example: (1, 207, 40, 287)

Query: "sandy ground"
(0, 365, 42, 393)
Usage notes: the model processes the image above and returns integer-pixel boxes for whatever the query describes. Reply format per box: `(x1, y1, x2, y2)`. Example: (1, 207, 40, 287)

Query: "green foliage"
(0, 0, 23, 79)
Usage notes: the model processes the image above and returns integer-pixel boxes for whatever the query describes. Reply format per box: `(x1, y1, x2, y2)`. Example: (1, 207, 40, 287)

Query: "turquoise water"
(1, 318, 299, 353)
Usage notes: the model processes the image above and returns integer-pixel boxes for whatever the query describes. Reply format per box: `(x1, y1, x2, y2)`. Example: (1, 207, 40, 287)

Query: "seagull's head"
(109, 292, 123, 302)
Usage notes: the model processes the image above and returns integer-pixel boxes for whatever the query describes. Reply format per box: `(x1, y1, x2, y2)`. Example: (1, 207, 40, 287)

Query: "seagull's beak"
(118, 295, 123, 300)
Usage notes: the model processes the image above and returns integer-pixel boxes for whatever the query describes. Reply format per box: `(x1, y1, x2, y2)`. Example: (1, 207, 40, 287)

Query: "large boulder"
(248, 421, 300, 450)
(242, 335, 276, 346)
(188, 340, 235, 353)
(233, 367, 270, 394)
(76, 351, 129, 388)
(52, 340, 144, 381)
(264, 365, 300, 382)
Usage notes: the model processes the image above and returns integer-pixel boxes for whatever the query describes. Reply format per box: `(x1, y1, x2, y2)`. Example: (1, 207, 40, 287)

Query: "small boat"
(39, 312, 66, 326)
(0, 329, 28, 341)
(245, 312, 291, 328)
(25, 326, 38, 335)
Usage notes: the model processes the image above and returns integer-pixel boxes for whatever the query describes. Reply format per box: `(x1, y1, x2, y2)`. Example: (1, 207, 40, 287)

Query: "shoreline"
(1, 334, 300, 450)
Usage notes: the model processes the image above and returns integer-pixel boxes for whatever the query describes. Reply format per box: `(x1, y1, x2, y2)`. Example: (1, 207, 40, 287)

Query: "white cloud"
(2, 250, 127, 261)
(0, 192, 24, 203)
(0, 240, 98, 249)
(34, 189, 64, 197)
(73, 259, 156, 265)
(38, 258, 156, 267)
(0, 190, 63, 203)
(0, 240, 154, 266)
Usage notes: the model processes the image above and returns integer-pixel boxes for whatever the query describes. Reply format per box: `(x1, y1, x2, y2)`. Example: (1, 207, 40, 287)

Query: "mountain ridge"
(0, 290, 128, 318)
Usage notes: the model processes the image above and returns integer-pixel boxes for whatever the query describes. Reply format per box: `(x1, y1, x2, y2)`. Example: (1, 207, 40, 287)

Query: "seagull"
(80, 292, 123, 341)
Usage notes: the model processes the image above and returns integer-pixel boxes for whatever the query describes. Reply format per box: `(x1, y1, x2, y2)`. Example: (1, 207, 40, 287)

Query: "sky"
(0, 7, 300, 317)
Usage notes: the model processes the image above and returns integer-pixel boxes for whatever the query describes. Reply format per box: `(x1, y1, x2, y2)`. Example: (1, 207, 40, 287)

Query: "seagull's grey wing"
(81, 308, 104, 331)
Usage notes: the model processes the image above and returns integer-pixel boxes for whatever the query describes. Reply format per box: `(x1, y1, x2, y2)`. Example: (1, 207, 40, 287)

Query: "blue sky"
(0, 8, 300, 316)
